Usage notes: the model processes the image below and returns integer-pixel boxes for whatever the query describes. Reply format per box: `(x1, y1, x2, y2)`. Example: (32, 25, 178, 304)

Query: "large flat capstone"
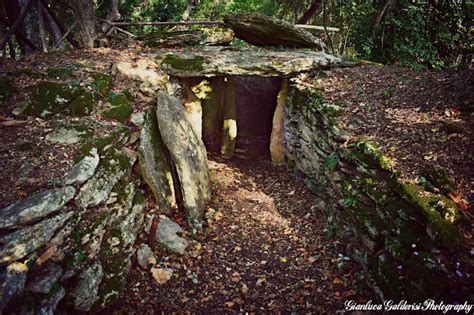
(154, 46, 341, 77)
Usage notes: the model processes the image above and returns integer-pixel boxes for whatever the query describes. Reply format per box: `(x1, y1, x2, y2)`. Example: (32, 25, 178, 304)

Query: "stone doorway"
(235, 76, 282, 160)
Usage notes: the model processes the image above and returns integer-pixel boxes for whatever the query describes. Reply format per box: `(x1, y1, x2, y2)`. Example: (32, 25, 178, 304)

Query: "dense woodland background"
(0, 0, 472, 69)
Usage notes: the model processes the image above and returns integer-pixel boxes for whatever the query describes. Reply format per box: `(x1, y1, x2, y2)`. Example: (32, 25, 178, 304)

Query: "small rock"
(0, 262, 28, 312)
(0, 187, 75, 229)
(137, 244, 156, 270)
(45, 128, 87, 144)
(35, 285, 65, 315)
(72, 262, 103, 312)
(27, 262, 63, 294)
(150, 267, 173, 284)
(130, 111, 145, 127)
(63, 148, 99, 185)
(156, 216, 189, 255)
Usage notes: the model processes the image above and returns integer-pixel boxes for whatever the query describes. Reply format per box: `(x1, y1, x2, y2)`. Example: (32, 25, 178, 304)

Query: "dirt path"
(117, 149, 370, 313)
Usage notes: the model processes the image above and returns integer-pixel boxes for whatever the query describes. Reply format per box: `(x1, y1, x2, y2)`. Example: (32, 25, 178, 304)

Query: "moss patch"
(397, 182, 462, 249)
(102, 92, 132, 123)
(92, 73, 113, 97)
(27, 81, 95, 117)
(161, 54, 205, 72)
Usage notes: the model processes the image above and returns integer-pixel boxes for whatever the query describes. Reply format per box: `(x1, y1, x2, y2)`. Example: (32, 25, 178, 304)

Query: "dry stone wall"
(284, 84, 471, 301)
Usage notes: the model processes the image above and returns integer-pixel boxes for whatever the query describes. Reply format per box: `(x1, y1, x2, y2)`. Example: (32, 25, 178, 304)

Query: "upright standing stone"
(155, 91, 212, 230)
(270, 79, 288, 165)
(181, 78, 203, 138)
(138, 109, 177, 213)
(220, 77, 237, 155)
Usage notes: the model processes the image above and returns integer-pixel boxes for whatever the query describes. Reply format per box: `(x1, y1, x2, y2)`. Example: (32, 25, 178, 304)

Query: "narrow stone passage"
(117, 151, 370, 313)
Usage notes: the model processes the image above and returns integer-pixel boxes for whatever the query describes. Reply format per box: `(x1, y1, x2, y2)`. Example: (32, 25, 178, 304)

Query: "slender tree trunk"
(297, 0, 323, 24)
(37, 0, 48, 52)
(373, 0, 394, 27)
(41, 1, 63, 47)
(68, 0, 96, 48)
(4, 0, 32, 54)
(41, 0, 78, 48)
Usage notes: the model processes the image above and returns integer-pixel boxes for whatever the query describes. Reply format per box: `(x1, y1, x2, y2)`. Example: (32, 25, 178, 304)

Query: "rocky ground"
(116, 149, 371, 313)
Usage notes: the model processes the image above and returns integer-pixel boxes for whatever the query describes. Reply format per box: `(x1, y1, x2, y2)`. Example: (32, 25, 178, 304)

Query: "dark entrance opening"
(235, 76, 282, 160)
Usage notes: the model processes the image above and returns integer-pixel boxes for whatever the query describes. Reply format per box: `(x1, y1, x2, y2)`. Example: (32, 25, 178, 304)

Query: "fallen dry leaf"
(151, 268, 173, 284)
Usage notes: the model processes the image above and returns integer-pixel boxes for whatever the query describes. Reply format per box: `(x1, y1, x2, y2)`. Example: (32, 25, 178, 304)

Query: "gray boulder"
(0, 212, 73, 265)
(72, 262, 103, 312)
(137, 243, 155, 269)
(155, 91, 211, 229)
(224, 13, 324, 49)
(63, 148, 99, 185)
(156, 216, 189, 255)
(0, 187, 75, 229)
(138, 109, 177, 213)
(0, 262, 28, 312)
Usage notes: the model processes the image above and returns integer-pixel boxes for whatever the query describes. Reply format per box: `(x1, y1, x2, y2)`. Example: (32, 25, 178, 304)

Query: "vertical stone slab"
(181, 78, 203, 139)
(201, 77, 225, 151)
(220, 77, 237, 155)
(270, 79, 288, 165)
(155, 91, 212, 230)
(138, 109, 177, 214)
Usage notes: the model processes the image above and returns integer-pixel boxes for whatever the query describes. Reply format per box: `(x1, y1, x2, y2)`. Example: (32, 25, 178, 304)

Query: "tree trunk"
(297, 0, 323, 24)
(106, 0, 120, 21)
(41, 0, 78, 48)
(373, 0, 394, 27)
(41, 1, 63, 47)
(37, 0, 48, 52)
(1, 0, 35, 53)
(4, 0, 32, 54)
(69, 0, 96, 48)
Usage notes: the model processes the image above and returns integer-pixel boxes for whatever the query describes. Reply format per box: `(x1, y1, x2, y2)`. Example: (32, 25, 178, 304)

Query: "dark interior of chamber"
(235, 76, 282, 160)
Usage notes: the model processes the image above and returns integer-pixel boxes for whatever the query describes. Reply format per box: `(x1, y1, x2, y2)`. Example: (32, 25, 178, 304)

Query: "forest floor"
(117, 142, 372, 313)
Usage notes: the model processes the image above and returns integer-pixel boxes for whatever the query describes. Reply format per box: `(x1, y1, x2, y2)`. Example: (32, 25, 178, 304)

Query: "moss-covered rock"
(397, 182, 463, 249)
(161, 54, 205, 73)
(27, 81, 95, 117)
(140, 30, 203, 48)
(102, 92, 132, 123)
(92, 73, 113, 97)
(423, 165, 455, 195)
